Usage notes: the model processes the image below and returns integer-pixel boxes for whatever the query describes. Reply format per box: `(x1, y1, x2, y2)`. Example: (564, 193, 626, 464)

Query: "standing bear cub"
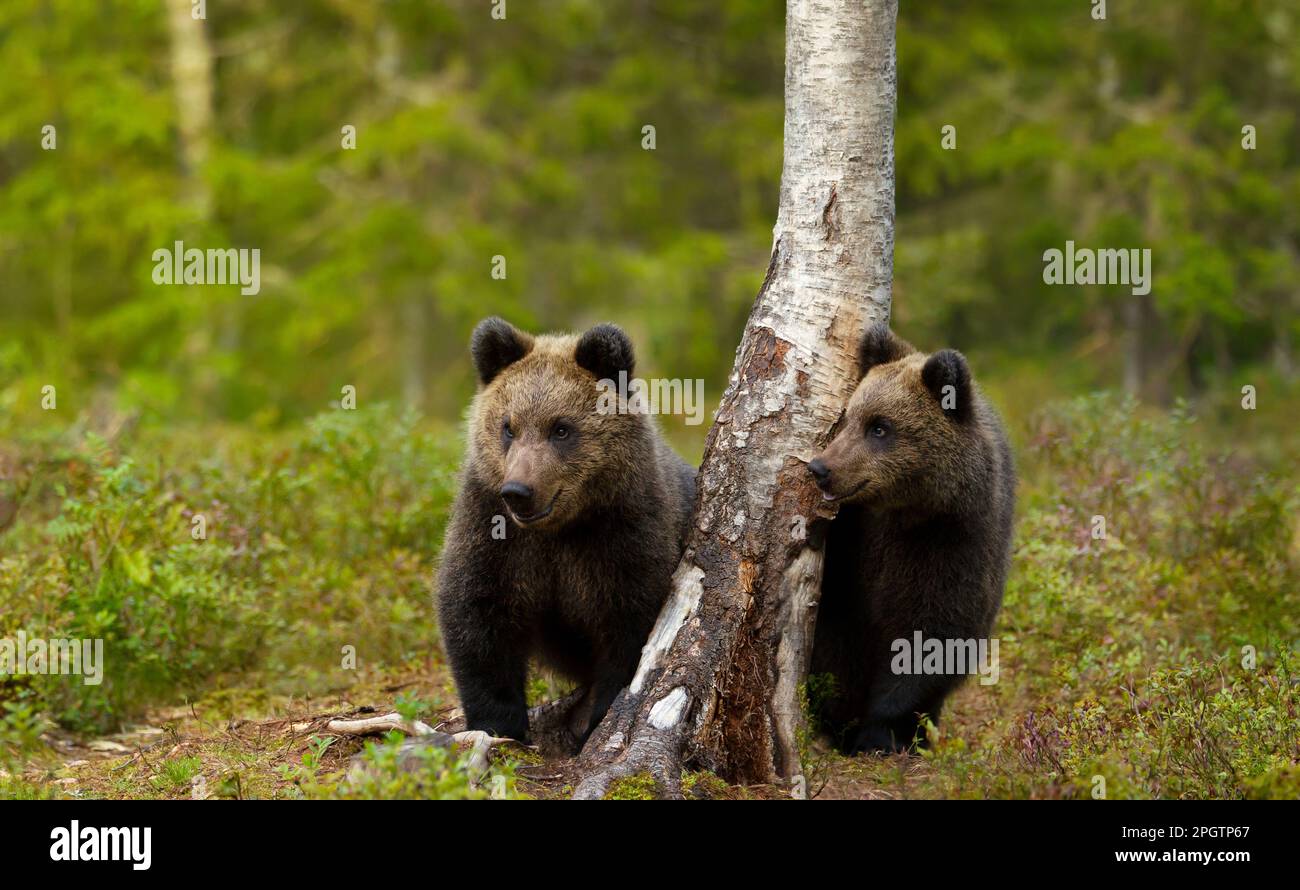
(808, 323, 1015, 755)
(437, 317, 695, 746)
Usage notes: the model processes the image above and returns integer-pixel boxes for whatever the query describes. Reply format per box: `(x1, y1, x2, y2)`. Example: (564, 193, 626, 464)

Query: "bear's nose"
(807, 459, 831, 488)
(499, 481, 535, 514)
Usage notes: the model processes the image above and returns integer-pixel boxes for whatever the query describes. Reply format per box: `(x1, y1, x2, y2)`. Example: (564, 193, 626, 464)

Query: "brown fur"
(436, 318, 695, 746)
(809, 323, 1016, 753)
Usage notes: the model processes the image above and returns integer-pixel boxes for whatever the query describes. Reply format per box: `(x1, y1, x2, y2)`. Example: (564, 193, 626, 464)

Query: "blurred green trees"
(894, 0, 1300, 402)
(0, 0, 1295, 427)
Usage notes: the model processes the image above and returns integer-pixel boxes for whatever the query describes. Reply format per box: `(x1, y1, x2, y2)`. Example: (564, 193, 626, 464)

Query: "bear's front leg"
(456, 655, 528, 741)
(448, 637, 529, 741)
(849, 673, 954, 755)
(575, 645, 643, 745)
(847, 714, 922, 755)
(436, 578, 530, 741)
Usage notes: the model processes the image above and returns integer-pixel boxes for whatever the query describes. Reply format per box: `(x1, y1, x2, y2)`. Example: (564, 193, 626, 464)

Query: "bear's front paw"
(465, 708, 529, 744)
(846, 723, 912, 756)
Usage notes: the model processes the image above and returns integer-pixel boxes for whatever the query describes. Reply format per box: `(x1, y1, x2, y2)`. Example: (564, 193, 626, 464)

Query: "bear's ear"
(575, 323, 635, 381)
(857, 321, 915, 378)
(470, 317, 533, 385)
(921, 349, 973, 422)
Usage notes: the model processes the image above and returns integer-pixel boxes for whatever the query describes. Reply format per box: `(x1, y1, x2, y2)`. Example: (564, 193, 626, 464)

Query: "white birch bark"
(572, 0, 898, 798)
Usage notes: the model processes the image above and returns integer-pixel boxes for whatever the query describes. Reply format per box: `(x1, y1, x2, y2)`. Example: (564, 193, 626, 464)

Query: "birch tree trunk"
(165, 0, 213, 215)
(571, 0, 898, 799)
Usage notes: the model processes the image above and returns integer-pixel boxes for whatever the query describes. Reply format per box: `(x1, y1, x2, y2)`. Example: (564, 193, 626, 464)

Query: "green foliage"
(909, 394, 1299, 799)
(278, 735, 337, 788)
(894, 0, 1300, 391)
(0, 701, 56, 800)
(306, 732, 520, 801)
(799, 672, 837, 780)
(3, 382, 1295, 800)
(4, 2, 1292, 430)
(0, 0, 784, 429)
(152, 755, 202, 791)
(0, 774, 57, 801)
(1243, 762, 1300, 800)
(803, 672, 838, 729)
(0, 700, 49, 766)
(393, 693, 432, 723)
(0, 403, 456, 733)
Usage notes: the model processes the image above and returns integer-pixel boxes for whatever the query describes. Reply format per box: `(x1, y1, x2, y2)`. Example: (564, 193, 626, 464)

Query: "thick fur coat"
(436, 318, 695, 744)
(808, 323, 1016, 754)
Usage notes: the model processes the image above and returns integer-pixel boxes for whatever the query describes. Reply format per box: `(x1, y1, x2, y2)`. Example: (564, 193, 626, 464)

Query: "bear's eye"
(867, 419, 893, 439)
(501, 419, 514, 440)
(551, 423, 572, 441)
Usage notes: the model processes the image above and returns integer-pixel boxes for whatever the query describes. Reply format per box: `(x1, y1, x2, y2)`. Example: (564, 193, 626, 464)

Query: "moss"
(682, 770, 728, 799)
(604, 773, 658, 800)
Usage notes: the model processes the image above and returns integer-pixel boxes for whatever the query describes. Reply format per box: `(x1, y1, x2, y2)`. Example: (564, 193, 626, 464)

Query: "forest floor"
(13, 661, 799, 800)
(17, 658, 958, 800)
(3, 393, 1299, 799)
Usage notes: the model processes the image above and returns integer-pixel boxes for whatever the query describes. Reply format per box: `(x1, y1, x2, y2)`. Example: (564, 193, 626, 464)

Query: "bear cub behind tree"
(437, 317, 695, 747)
(808, 323, 1015, 755)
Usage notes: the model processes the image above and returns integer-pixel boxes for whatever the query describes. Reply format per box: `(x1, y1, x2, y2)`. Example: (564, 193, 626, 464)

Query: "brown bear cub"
(437, 317, 695, 746)
(807, 323, 1015, 755)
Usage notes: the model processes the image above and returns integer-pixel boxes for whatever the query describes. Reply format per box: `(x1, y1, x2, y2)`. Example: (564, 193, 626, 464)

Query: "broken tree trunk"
(572, 0, 898, 799)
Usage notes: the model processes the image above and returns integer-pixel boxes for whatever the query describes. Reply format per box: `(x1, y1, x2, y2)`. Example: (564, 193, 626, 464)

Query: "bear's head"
(467, 316, 645, 531)
(807, 322, 979, 512)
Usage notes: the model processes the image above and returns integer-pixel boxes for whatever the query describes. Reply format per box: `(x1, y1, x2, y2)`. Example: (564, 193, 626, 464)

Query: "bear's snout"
(807, 458, 831, 489)
(499, 481, 536, 514)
